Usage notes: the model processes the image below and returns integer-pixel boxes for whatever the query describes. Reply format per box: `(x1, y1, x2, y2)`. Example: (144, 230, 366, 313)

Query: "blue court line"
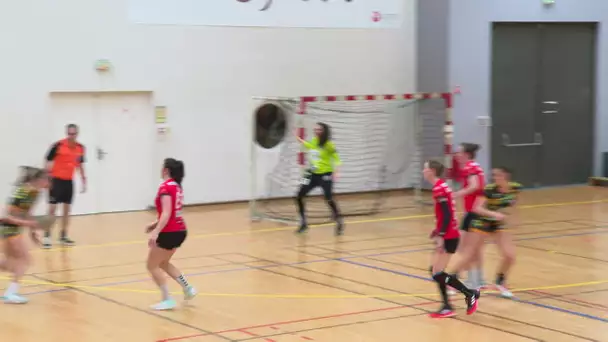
(22, 229, 608, 297)
(341, 258, 608, 323)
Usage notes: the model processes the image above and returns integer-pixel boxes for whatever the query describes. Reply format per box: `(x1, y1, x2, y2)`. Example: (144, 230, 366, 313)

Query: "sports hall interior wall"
(449, 0, 608, 175)
(0, 0, 418, 209)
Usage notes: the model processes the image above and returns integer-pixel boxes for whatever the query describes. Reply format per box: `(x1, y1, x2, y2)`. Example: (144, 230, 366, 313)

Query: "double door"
(490, 22, 596, 187)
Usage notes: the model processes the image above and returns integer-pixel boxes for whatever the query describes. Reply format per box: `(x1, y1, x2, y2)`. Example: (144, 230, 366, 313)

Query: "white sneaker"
(495, 284, 513, 298)
(150, 298, 177, 310)
(183, 286, 197, 300)
(42, 237, 52, 249)
(4, 294, 29, 304)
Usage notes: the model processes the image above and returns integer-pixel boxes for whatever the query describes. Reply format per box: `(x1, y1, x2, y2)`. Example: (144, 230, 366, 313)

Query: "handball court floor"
(2, 186, 608, 342)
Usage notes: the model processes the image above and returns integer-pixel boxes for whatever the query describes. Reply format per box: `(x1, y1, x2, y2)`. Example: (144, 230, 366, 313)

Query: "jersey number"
(175, 188, 184, 217)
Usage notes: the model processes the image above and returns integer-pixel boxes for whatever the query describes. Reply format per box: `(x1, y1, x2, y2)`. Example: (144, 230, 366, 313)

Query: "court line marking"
(157, 307, 432, 342)
(6, 275, 606, 299)
(33, 198, 608, 253)
(528, 289, 608, 311)
(157, 280, 608, 342)
(19, 228, 608, 297)
(342, 258, 608, 323)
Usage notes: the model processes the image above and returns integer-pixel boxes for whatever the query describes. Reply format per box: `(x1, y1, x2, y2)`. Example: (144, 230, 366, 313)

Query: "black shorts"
(444, 238, 459, 254)
(460, 212, 477, 232)
(156, 230, 187, 250)
(49, 178, 74, 204)
(470, 218, 503, 234)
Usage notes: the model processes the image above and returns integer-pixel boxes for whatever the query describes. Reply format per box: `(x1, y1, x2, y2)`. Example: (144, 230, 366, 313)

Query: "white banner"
(127, 0, 404, 28)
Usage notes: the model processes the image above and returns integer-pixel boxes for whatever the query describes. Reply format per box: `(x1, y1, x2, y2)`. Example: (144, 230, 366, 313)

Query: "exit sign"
(543, 0, 555, 4)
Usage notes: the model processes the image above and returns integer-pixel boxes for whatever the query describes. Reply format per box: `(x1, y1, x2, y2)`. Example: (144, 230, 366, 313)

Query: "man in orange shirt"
(44, 124, 87, 249)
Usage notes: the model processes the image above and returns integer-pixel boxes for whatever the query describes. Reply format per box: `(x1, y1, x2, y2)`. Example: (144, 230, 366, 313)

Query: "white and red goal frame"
(295, 92, 454, 174)
(250, 92, 455, 222)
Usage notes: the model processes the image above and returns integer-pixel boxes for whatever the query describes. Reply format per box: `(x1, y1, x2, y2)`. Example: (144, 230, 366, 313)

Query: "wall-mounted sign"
(128, 0, 404, 28)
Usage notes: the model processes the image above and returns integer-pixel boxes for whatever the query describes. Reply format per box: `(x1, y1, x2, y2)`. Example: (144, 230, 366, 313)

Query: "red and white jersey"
(462, 160, 485, 212)
(155, 179, 186, 233)
(432, 179, 459, 239)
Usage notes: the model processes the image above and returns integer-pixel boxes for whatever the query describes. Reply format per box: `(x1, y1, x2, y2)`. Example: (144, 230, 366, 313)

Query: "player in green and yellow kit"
(295, 122, 343, 235)
(1, 166, 49, 304)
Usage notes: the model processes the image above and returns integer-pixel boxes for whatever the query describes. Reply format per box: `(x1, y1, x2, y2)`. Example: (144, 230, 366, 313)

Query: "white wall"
(0, 0, 417, 205)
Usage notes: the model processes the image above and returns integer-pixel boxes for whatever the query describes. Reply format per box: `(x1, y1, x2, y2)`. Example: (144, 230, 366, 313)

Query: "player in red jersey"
(453, 143, 486, 288)
(425, 160, 480, 316)
(145, 158, 196, 310)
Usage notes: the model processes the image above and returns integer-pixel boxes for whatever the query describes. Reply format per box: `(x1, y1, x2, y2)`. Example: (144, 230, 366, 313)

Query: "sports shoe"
(335, 218, 344, 236)
(183, 286, 197, 300)
(4, 294, 29, 304)
(465, 289, 480, 315)
(429, 306, 456, 319)
(494, 284, 513, 298)
(296, 224, 308, 234)
(150, 298, 177, 311)
(42, 237, 52, 249)
(59, 237, 75, 246)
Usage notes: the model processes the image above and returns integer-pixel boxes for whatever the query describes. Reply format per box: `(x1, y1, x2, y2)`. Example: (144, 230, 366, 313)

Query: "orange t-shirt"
(46, 139, 85, 180)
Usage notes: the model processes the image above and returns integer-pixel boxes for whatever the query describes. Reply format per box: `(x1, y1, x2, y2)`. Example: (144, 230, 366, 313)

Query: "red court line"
(157, 301, 436, 342)
(237, 329, 276, 342)
(529, 290, 608, 311)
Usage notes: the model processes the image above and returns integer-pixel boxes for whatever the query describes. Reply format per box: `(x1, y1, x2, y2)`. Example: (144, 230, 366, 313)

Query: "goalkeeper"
(294, 122, 344, 236)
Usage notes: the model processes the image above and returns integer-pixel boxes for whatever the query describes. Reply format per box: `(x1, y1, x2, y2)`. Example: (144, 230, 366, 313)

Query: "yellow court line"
(2, 276, 606, 298)
(34, 198, 608, 254)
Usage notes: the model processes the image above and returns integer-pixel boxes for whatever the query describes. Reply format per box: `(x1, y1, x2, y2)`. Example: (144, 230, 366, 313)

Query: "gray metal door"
(538, 23, 596, 186)
(491, 23, 541, 187)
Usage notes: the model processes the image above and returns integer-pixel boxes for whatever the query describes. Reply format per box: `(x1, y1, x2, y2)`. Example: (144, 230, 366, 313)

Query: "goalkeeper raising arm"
(294, 122, 343, 236)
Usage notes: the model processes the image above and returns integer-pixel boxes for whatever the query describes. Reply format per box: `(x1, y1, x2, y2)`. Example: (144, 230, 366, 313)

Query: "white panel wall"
(0, 0, 416, 206)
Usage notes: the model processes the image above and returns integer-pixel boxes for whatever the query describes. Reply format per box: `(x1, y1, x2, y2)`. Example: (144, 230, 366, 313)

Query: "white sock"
(468, 269, 479, 287)
(476, 267, 484, 284)
(4, 282, 19, 296)
(160, 284, 170, 301)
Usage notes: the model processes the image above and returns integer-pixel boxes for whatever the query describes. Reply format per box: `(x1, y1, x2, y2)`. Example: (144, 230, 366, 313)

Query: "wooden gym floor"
(1, 186, 607, 342)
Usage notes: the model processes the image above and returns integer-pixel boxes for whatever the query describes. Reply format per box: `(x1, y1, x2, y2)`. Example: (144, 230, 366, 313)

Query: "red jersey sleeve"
(158, 184, 171, 196)
(432, 185, 447, 200)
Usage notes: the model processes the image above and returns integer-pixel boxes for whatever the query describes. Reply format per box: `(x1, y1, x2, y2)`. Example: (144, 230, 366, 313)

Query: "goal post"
(250, 92, 454, 224)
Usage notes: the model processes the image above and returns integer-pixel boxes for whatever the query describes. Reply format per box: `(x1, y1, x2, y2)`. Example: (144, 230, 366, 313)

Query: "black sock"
(496, 273, 505, 285)
(44, 230, 51, 238)
(327, 199, 341, 221)
(430, 267, 450, 307)
(296, 197, 306, 225)
(434, 272, 474, 297)
(437, 280, 450, 308)
(60, 230, 66, 239)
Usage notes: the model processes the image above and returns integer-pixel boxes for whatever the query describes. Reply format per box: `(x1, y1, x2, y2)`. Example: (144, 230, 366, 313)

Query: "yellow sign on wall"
(155, 106, 167, 124)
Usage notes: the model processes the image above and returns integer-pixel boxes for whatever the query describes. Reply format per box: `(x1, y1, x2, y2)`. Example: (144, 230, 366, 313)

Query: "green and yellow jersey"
(301, 137, 341, 174)
(1, 185, 39, 237)
(481, 182, 522, 221)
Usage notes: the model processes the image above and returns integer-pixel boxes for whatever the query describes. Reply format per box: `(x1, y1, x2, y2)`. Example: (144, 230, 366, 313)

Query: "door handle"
(502, 133, 543, 147)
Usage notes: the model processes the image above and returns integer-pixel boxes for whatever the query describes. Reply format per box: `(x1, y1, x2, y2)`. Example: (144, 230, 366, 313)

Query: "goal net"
(250, 93, 453, 224)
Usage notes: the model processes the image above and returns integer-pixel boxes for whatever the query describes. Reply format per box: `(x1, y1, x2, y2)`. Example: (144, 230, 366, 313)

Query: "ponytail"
(461, 143, 481, 159)
(163, 158, 185, 186)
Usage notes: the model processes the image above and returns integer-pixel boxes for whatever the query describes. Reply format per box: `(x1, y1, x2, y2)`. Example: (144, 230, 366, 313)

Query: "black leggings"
(296, 172, 341, 223)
